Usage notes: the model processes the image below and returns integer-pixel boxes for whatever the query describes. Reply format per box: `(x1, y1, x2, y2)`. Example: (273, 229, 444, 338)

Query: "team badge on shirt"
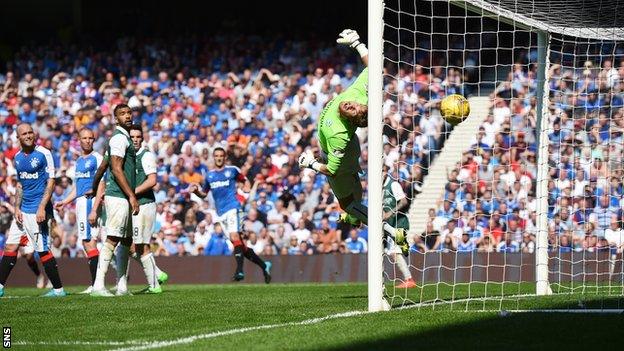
(225, 170, 231, 178)
(30, 157, 40, 169)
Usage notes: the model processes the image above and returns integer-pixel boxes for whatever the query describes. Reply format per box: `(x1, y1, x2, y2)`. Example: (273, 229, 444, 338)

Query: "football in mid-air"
(440, 94, 470, 125)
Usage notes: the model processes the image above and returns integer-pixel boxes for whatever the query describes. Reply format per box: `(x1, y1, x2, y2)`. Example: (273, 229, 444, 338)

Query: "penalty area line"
(109, 310, 367, 351)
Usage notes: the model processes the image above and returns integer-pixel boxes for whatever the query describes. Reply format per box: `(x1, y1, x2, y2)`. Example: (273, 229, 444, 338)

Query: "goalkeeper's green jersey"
(317, 67, 368, 175)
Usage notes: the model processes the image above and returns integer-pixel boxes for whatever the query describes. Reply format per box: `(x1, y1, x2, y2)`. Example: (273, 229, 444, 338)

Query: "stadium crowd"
(420, 54, 624, 255)
(0, 34, 452, 258)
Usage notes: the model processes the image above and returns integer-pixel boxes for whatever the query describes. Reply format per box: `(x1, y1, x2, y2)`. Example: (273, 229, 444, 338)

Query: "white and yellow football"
(440, 94, 470, 126)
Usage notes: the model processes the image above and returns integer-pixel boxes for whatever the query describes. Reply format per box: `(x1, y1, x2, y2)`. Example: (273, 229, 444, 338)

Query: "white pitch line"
(14, 340, 149, 346)
(109, 310, 367, 351)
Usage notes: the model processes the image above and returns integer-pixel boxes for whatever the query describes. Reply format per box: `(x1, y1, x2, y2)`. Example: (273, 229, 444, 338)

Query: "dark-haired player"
(189, 147, 272, 283)
(91, 104, 138, 297)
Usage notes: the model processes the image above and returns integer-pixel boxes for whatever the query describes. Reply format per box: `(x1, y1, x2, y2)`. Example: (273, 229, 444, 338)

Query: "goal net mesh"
(380, 0, 624, 311)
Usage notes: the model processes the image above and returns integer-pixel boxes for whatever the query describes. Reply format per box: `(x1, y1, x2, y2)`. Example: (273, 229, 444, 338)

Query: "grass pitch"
(1, 283, 624, 350)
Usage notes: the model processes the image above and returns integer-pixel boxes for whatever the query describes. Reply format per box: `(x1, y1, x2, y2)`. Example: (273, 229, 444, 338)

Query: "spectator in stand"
(345, 229, 367, 254)
(204, 223, 231, 256)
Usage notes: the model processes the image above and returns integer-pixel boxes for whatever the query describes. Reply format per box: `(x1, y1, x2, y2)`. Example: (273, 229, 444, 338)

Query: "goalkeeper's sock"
(345, 201, 368, 225)
(87, 249, 99, 286)
(115, 244, 130, 292)
(383, 223, 398, 237)
(93, 241, 115, 291)
(40, 252, 63, 289)
(0, 251, 17, 286)
(243, 248, 266, 271)
(233, 242, 245, 274)
(140, 253, 160, 289)
(26, 255, 41, 277)
(395, 254, 412, 280)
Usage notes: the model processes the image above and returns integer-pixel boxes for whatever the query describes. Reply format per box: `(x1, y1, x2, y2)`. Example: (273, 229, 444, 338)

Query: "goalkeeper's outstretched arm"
(299, 149, 334, 177)
(337, 29, 368, 67)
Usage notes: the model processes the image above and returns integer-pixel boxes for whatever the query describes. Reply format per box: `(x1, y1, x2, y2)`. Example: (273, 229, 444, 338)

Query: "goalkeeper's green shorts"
(328, 172, 362, 201)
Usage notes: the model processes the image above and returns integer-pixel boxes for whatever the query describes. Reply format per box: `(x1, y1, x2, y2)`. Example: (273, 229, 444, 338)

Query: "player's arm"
(37, 178, 55, 223)
(189, 182, 209, 199)
(135, 152, 157, 195)
(55, 184, 76, 209)
(110, 156, 138, 208)
(299, 133, 349, 177)
(38, 148, 56, 223)
(89, 155, 109, 197)
(14, 182, 23, 224)
(337, 29, 368, 67)
(88, 180, 106, 227)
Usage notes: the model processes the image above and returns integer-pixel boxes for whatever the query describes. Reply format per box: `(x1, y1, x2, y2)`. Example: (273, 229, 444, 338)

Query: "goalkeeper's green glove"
(337, 29, 368, 58)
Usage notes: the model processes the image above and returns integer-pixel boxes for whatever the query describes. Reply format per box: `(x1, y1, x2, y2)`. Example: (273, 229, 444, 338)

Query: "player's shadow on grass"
(324, 297, 624, 351)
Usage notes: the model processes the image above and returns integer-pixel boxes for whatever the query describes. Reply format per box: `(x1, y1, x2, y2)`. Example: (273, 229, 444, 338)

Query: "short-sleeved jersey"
(383, 176, 409, 230)
(136, 146, 157, 205)
(203, 166, 244, 217)
(14, 145, 55, 214)
(106, 126, 136, 199)
(75, 152, 103, 197)
(317, 67, 368, 175)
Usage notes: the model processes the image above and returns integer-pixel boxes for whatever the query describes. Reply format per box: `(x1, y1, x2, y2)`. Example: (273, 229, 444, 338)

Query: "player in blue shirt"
(190, 147, 272, 283)
(55, 128, 103, 294)
(0, 124, 66, 297)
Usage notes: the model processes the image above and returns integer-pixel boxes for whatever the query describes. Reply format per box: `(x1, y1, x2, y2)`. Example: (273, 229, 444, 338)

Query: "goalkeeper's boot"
(157, 271, 169, 285)
(233, 272, 245, 282)
(41, 289, 67, 298)
(396, 278, 417, 289)
(0, 286, 4, 297)
(394, 228, 410, 257)
(264, 261, 272, 284)
(339, 213, 362, 227)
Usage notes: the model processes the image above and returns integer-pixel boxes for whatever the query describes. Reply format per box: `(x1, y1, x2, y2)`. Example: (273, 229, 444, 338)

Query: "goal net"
(370, 0, 624, 311)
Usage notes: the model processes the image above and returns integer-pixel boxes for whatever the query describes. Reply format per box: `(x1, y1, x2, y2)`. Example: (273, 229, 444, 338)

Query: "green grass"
(2, 283, 624, 350)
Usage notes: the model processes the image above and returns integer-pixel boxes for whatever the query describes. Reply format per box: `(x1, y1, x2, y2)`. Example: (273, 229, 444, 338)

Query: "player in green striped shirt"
(298, 29, 408, 255)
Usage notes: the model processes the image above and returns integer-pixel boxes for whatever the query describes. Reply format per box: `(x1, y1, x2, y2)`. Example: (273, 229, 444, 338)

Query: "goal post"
(367, 0, 386, 312)
(369, 0, 624, 312)
(534, 30, 552, 296)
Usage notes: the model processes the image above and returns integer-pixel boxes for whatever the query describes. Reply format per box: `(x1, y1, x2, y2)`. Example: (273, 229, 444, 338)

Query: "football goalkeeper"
(298, 29, 408, 255)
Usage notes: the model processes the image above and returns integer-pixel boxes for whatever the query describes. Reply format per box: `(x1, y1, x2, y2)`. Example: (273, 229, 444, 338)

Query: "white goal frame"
(366, 0, 621, 311)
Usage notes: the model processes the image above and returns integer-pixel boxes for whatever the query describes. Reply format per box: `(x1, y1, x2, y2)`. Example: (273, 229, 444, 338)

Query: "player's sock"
(233, 241, 245, 274)
(115, 244, 130, 292)
(140, 253, 159, 289)
(26, 256, 41, 277)
(40, 252, 63, 289)
(93, 241, 115, 291)
(243, 247, 266, 271)
(345, 201, 369, 225)
(0, 251, 18, 286)
(383, 223, 398, 237)
(87, 249, 99, 286)
(132, 251, 164, 277)
(395, 254, 412, 280)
